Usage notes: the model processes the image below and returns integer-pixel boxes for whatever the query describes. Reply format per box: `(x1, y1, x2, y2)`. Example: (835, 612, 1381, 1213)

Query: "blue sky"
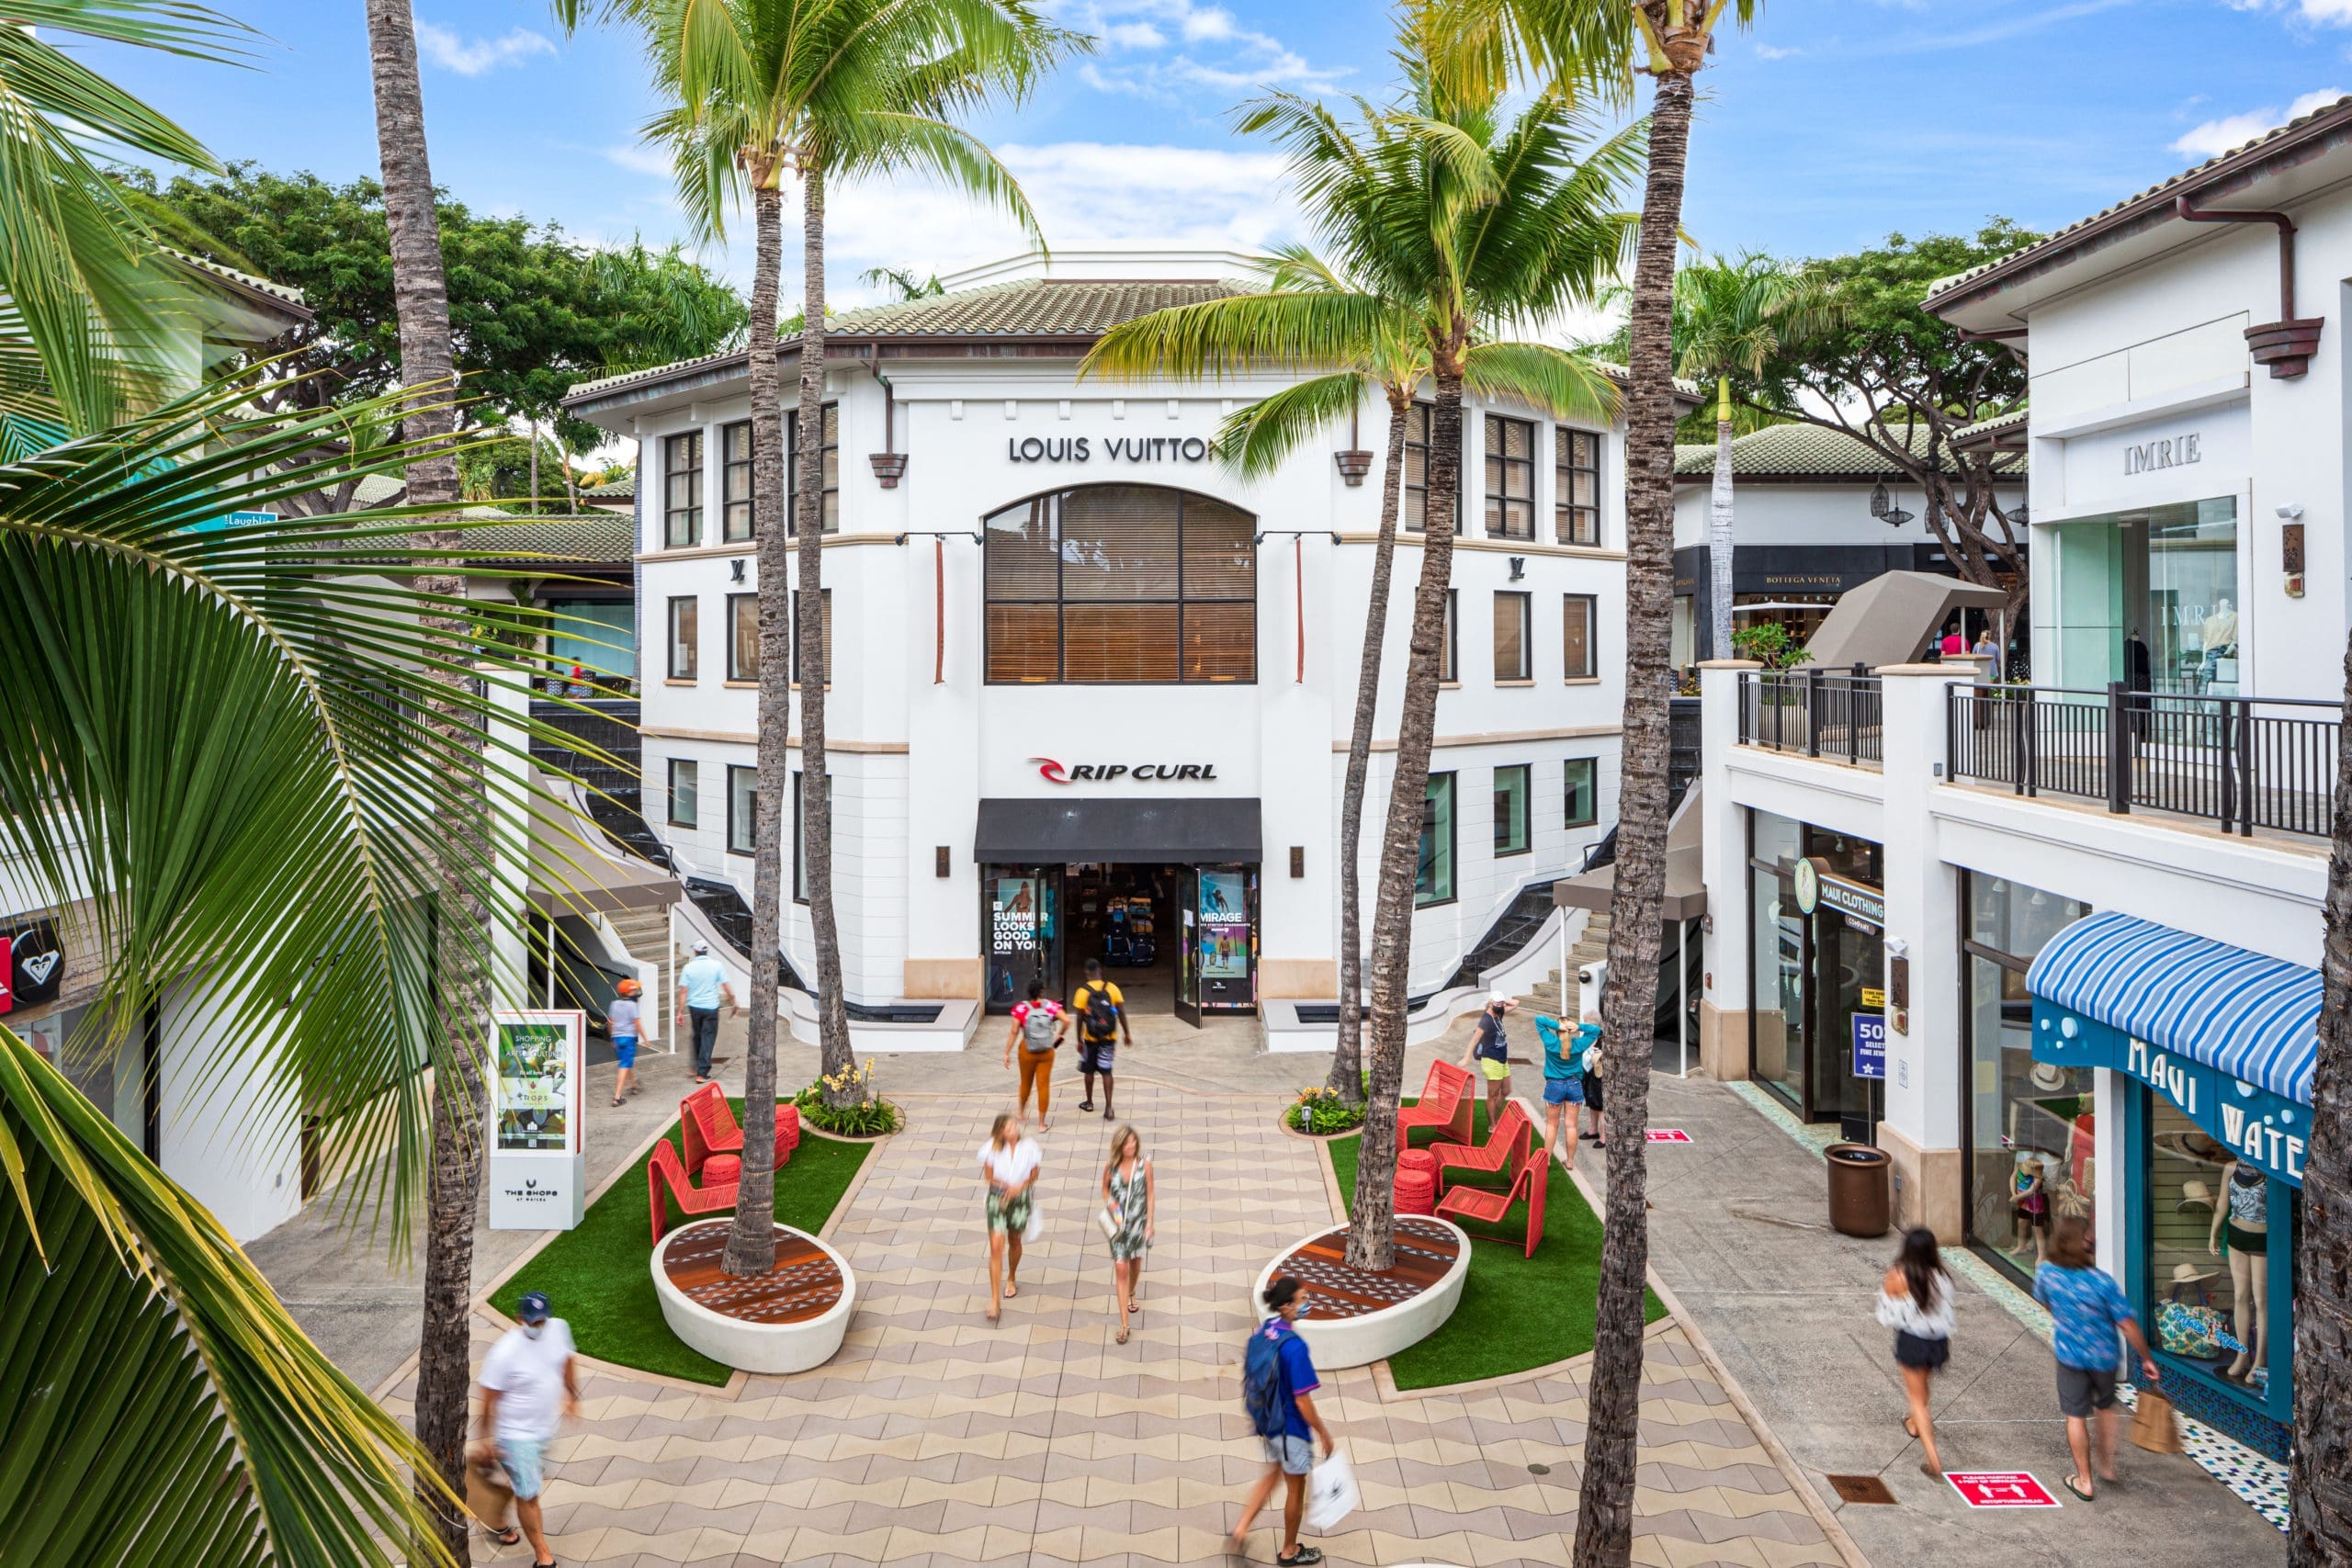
(82, 0, 2352, 310)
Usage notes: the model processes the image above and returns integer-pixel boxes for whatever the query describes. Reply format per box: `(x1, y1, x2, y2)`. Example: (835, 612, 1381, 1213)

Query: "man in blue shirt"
(1229, 1276, 1336, 1566)
(673, 941, 736, 1085)
(2033, 1217, 2160, 1502)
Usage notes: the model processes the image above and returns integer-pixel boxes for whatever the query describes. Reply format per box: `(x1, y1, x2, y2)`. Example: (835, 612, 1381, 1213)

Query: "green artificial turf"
(1326, 1100, 1665, 1390)
(488, 1102, 871, 1385)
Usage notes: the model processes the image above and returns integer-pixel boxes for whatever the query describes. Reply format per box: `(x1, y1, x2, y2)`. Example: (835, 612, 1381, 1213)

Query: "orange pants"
(1017, 1049, 1053, 1119)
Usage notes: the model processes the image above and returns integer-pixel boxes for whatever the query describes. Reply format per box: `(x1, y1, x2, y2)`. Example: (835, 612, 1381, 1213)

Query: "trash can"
(1825, 1143, 1892, 1238)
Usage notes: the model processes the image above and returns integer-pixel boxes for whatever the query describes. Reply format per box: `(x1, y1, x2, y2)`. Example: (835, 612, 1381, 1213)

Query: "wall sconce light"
(935, 846, 951, 877)
(1290, 846, 1306, 878)
(2279, 504, 2308, 597)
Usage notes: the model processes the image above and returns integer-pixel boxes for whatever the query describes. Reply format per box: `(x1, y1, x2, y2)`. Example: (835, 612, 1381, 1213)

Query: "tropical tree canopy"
(125, 163, 748, 442)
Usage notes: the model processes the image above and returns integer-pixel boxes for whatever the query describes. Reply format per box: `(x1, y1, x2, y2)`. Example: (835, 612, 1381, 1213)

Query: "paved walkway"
(1598, 1067, 2284, 1567)
(388, 1068, 1852, 1567)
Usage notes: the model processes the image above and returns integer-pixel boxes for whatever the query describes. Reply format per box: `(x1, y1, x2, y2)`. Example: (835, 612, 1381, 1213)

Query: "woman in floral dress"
(1101, 1124, 1155, 1344)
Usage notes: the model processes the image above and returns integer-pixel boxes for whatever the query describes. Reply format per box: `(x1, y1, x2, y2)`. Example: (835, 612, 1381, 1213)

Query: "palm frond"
(0, 1026, 458, 1566)
(1211, 372, 1369, 481)
(1464, 340, 1619, 423)
(1080, 290, 1393, 384)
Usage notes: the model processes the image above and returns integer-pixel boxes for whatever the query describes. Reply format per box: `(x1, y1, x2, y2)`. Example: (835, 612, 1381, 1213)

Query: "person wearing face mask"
(477, 1291, 579, 1566)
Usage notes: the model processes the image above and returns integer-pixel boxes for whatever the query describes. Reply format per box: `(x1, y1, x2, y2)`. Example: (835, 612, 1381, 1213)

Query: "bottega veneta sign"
(1007, 435, 1213, 464)
(2123, 430, 2200, 476)
(1032, 756, 1216, 784)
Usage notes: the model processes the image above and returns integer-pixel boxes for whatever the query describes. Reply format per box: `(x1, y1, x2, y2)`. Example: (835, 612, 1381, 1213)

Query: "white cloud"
(2171, 86, 2345, 158)
(605, 142, 674, 177)
(414, 22, 557, 76)
(1754, 42, 1803, 59)
(1055, 0, 1349, 96)
(2230, 0, 2352, 21)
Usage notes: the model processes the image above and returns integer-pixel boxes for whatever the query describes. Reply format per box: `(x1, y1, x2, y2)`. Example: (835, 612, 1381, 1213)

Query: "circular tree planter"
(650, 1218, 855, 1374)
(1250, 1215, 1469, 1370)
(796, 1100, 906, 1143)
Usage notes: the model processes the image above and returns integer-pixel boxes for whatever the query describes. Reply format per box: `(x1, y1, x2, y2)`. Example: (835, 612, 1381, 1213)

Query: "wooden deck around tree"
(659, 1221, 845, 1325)
(1274, 1217, 1462, 1322)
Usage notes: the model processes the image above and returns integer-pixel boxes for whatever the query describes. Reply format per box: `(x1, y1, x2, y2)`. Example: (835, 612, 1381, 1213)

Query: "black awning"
(976, 796, 1262, 864)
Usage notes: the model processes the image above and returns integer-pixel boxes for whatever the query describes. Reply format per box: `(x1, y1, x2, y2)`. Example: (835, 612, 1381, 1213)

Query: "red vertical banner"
(0, 933, 14, 1015)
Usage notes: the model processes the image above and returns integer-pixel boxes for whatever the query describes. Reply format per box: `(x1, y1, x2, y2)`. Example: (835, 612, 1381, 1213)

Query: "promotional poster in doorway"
(1199, 871, 1250, 980)
(991, 877, 1041, 954)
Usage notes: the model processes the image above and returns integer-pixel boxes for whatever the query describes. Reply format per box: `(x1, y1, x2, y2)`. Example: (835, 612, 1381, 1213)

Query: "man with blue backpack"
(1228, 1276, 1335, 1565)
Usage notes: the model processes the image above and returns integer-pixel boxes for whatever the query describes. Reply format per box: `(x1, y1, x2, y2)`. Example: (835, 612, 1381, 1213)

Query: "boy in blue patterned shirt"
(2032, 1217, 2160, 1502)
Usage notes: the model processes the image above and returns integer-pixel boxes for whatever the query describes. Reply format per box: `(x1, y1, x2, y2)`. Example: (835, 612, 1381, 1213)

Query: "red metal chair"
(648, 1137, 736, 1247)
(1435, 1128, 1548, 1258)
(1396, 1060, 1475, 1152)
(1430, 1101, 1533, 1186)
(681, 1081, 800, 1187)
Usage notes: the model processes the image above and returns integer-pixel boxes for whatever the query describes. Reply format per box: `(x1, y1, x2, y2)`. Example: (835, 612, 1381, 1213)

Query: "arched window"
(984, 484, 1256, 683)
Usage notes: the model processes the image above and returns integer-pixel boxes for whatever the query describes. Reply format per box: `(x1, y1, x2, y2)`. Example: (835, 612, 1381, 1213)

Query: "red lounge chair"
(1435, 1127, 1548, 1258)
(1396, 1060, 1475, 1152)
(681, 1081, 801, 1187)
(1430, 1100, 1533, 1186)
(649, 1136, 735, 1247)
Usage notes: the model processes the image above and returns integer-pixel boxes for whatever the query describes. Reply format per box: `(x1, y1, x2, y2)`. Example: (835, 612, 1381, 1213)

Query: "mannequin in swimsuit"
(2207, 1157, 2268, 1382)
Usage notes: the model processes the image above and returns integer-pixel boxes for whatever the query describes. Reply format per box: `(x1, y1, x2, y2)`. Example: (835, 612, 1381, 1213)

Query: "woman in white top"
(1876, 1227, 1957, 1477)
(978, 1111, 1042, 1324)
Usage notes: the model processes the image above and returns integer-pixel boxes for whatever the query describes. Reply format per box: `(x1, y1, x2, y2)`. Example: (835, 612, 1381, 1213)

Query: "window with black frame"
(663, 430, 703, 548)
(786, 403, 840, 534)
(667, 759, 698, 828)
(1563, 593, 1597, 679)
(1495, 592, 1532, 681)
(728, 592, 758, 681)
(1441, 590, 1458, 682)
(721, 420, 755, 541)
(1418, 773, 1456, 905)
(1564, 757, 1597, 827)
(1494, 763, 1531, 854)
(667, 596, 698, 680)
(726, 764, 754, 855)
(1555, 427, 1600, 546)
(982, 485, 1255, 683)
(1485, 415, 1535, 539)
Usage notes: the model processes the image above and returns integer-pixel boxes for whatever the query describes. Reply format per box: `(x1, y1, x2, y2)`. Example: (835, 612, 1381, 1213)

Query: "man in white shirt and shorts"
(477, 1290, 579, 1566)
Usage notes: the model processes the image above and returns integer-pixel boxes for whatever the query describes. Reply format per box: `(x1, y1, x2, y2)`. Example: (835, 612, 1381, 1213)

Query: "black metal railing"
(1947, 682, 2339, 839)
(1736, 668, 1884, 767)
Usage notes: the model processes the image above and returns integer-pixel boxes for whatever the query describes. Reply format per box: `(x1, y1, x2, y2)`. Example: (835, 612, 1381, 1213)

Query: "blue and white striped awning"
(2025, 910, 2318, 1106)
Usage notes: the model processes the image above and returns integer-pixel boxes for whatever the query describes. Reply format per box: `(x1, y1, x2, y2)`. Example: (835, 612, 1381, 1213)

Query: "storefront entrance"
(984, 861, 1259, 1022)
(1748, 811, 1886, 1139)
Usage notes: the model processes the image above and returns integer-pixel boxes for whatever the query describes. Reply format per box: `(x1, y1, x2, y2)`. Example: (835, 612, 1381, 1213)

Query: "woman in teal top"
(1534, 1013, 1589, 1165)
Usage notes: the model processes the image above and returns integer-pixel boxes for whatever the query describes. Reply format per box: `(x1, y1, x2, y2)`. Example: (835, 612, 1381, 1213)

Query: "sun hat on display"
(2177, 1180, 2215, 1212)
(2169, 1263, 2218, 1286)
(2029, 1061, 2068, 1092)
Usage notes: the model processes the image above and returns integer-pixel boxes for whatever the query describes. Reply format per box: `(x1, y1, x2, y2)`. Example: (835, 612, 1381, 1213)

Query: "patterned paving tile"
(449, 1088, 1852, 1567)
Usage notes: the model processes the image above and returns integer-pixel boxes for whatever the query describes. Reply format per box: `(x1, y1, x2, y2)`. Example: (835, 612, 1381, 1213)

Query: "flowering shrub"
(1287, 1084, 1366, 1135)
(794, 1059, 900, 1136)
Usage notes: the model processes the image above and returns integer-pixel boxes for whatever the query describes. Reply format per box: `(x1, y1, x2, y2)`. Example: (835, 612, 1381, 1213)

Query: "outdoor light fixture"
(1870, 481, 1889, 517)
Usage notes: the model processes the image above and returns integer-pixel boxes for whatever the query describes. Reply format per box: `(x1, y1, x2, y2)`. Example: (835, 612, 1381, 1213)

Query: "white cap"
(692, 941, 710, 954)
(1489, 987, 1513, 1006)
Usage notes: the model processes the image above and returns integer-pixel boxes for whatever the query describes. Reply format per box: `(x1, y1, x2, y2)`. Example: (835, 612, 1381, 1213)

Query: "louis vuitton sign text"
(1008, 435, 1213, 464)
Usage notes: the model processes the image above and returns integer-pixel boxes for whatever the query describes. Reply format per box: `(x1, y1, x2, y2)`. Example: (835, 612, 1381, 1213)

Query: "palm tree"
(361, 2, 481, 1551)
(0, 378, 573, 1566)
(571, 0, 1077, 1278)
(0, 1, 258, 432)
(1083, 245, 1616, 1111)
(1152, 56, 1634, 1272)
(1424, 4, 1761, 1563)
(2311, 694, 2352, 1561)
(1605, 252, 1841, 660)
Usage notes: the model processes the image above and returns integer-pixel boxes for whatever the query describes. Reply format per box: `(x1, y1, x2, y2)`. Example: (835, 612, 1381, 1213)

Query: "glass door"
(1815, 911, 1884, 1142)
(1174, 865, 1202, 1028)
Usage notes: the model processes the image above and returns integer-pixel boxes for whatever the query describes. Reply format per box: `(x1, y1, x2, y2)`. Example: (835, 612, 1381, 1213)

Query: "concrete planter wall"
(650, 1220, 856, 1374)
(1249, 1217, 1470, 1371)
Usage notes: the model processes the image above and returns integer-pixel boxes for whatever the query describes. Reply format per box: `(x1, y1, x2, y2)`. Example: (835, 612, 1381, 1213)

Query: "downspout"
(935, 536, 944, 685)
(863, 348, 908, 485)
(2174, 194, 2324, 378)
(1295, 535, 1305, 682)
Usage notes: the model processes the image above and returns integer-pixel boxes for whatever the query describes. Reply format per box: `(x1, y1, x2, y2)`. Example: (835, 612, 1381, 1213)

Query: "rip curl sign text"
(1029, 757, 1217, 784)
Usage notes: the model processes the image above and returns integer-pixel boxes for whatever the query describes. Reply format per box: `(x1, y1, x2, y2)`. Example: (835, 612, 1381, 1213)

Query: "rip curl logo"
(1030, 757, 1217, 784)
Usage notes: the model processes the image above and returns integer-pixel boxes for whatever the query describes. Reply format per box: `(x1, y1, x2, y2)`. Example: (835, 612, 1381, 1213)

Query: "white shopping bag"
(1305, 1448, 1360, 1533)
(1023, 1199, 1044, 1245)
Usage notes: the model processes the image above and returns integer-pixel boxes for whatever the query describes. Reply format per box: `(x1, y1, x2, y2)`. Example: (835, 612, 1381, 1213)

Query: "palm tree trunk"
(1573, 65, 1695, 1568)
(1708, 391, 1734, 660)
(2293, 626, 2352, 1562)
(1349, 351, 1464, 1272)
(725, 170, 787, 1279)
(1329, 387, 1410, 1106)
(797, 161, 855, 1100)
(364, 2, 475, 1558)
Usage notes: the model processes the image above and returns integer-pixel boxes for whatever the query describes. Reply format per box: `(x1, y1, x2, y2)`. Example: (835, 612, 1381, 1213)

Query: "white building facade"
(1694, 98, 2352, 1471)
(567, 250, 1641, 1036)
